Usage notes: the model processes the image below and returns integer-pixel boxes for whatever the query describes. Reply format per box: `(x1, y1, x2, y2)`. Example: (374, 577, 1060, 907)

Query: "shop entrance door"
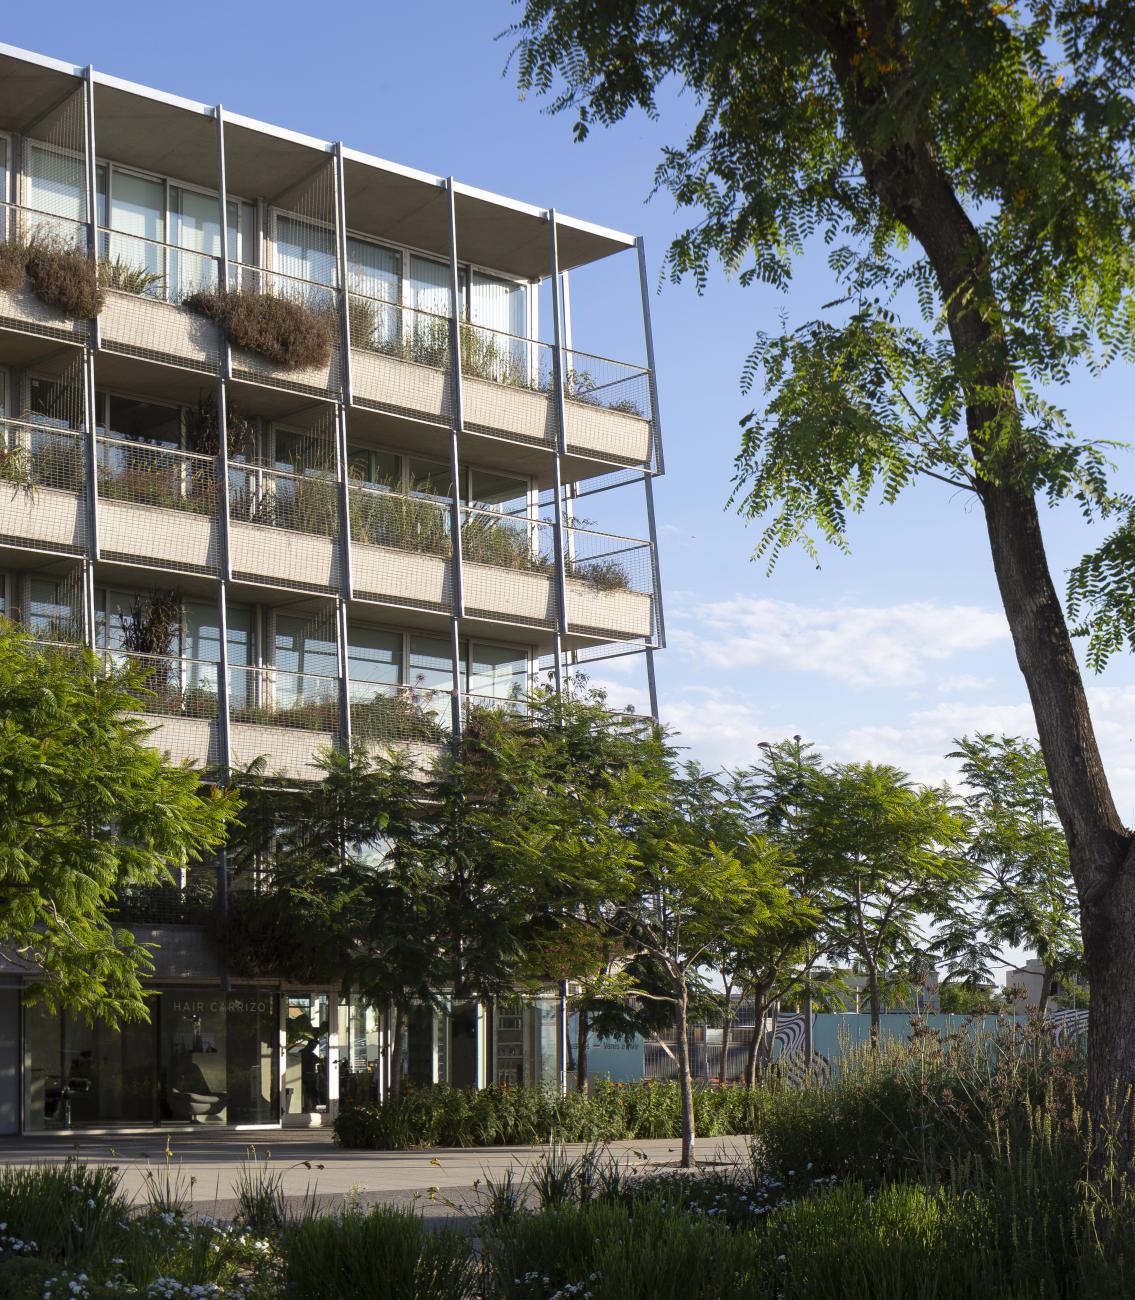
(283, 994, 330, 1124)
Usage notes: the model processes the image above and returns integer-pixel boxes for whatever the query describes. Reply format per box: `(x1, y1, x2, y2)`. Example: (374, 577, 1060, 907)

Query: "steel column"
(445, 178, 466, 739)
(333, 143, 353, 408)
(547, 211, 573, 695)
(82, 67, 100, 351)
(636, 236, 665, 476)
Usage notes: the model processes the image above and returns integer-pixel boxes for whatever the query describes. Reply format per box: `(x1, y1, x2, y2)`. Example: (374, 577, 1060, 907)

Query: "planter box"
(0, 483, 85, 553)
(564, 400, 652, 468)
(463, 561, 557, 627)
(352, 541, 452, 610)
(351, 348, 451, 426)
(567, 580, 654, 641)
(230, 721, 334, 783)
(100, 290, 221, 372)
(231, 343, 340, 398)
(100, 498, 218, 573)
(462, 374, 557, 447)
(140, 714, 218, 769)
(230, 520, 339, 592)
(0, 282, 85, 342)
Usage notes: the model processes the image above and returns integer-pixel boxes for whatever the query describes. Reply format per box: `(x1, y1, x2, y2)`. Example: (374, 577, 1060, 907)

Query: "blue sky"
(11, 2, 1135, 835)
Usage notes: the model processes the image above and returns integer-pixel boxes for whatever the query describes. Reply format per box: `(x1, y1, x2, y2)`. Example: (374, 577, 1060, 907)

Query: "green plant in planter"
(24, 237, 103, 318)
(461, 511, 549, 573)
(350, 489, 451, 556)
(566, 557, 633, 593)
(0, 242, 26, 294)
(99, 255, 165, 297)
(459, 321, 530, 388)
(184, 288, 337, 370)
(0, 443, 31, 488)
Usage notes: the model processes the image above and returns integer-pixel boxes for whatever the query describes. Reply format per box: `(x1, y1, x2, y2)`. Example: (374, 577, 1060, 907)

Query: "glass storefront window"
(22, 989, 279, 1129)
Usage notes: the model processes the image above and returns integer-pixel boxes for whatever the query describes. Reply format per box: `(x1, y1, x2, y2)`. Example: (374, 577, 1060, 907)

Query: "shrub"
(99, 255, 165, 297)
(281, 1206, 476, 1300)
(185, 288, 336, 370)
(0, 242, 25, 293)
(24, 239, 103, 318)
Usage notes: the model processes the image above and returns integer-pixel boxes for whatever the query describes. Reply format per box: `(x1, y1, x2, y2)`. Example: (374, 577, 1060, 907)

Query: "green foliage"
(24, 238, 103, 319)
(0, 624, 239, 1023)
(281, 1206, 476, 1300)
(945, 734, 1081, 999)
(333, 1079, 759, 1150)
(99, 256, 164, 297)
(185, 288, 336, 370)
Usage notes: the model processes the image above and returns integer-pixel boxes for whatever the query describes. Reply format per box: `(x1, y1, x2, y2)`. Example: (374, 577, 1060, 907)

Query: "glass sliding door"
(105, 170, 166, 295)
(469, 271, 528, 383)
(169, 186, 234, 300)
(25, 143, 85, 229)
(468, 643, 528, 706)
(347, 238, 400, 351)
(274, 214, 335, 310)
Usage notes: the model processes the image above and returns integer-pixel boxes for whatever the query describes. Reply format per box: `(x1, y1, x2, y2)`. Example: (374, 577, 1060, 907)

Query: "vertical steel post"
(80, 556, 96, 649)
(213, 104, 234, 994)
(636, 239, 667, 708)
(636, 236, 664, 477)
(333, 143, 353, 408)
(82, 67, 100, 352)
(547, 211, 573, 696)
(445, 179, 465, 739)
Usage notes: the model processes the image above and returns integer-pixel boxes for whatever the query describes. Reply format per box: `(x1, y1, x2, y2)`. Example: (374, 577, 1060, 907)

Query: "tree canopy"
(0, 626, 238, 1023)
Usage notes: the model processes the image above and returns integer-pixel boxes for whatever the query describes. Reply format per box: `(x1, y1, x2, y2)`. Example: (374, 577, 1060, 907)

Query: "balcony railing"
(98, 227, 221, 304)
(349, 484, 453, 557)
(350, 680, 453, 745)
(96, 435, 216, 515)
(229, 464, 339, 537)
(0, 418, 85, 493)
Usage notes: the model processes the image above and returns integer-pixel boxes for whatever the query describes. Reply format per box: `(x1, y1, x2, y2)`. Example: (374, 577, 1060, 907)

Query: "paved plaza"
(0, 1130, 754, 1223)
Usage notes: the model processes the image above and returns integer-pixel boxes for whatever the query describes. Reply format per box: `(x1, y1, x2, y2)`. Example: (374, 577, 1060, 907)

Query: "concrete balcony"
(100, 288, 221, 374)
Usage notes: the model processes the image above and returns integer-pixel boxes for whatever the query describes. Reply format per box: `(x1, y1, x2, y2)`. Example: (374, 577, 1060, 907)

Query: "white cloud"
(671, 596, 1009, 688)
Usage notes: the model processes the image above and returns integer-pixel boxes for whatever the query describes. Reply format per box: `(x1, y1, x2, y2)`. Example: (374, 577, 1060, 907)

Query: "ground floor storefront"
(0, 981, 567, 1134)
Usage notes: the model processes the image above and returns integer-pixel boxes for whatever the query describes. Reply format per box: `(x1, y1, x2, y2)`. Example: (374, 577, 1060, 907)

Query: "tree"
(513, 744, 794, 1166)
(795, 762, 968, 1040)
(0, 626, 238, 1024)
(512, 1, 1135, 1160)
(951, 733, 1081, 1019)
(727, 740, 827, 1085)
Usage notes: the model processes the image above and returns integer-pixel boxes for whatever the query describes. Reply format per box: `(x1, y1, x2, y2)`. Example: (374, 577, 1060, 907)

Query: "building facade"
(0, 43, 664, 1132)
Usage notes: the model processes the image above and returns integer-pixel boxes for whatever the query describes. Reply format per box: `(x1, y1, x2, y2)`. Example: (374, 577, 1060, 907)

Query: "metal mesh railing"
(461, 320, 552, 393)
(0, 418, 85, 493)
(565, 523, 653, 596)
(229, 464, 339, 537)
(100, 650, 223, 719)
(98, 227, 221, 303)
(115, 867, 218, 925)
(349, 485, 452, 556)
(348, 297, 454, 425)
(350, 680, 452, 745)
(0, 202, 91, 341)
(230, 260, 339, 314)
(463, 691, 529, 725)
(564, 349, 651, 421)
(461, 506, 556, 576)
(229, 665, 340, 732)
(96, 435, 216, 515)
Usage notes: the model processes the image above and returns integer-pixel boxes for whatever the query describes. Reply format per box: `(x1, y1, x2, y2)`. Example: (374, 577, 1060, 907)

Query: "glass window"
(104, 170, 165, 291)
(469, 271, 527, 337)
(105, 394, 181, 448)
(274, 428, 335, 476)
(274, 614, 337, 714)
(26, 143, 84, 223)
(409, 634, 452, 693)
(348, 625, 401, 695)
(347, 445, 401, 491)
(408, 255, 452, 317)
(409, 457, 452, 499)
(469, 469, 528, 514)
(169, 187, 237, 298)
(468, 643, 528, 702)
(0, 135, 8, 208)
(348, 238, 399, 302)
(28, 375, 80, 430)
(285, 994, 330, 1115)
(275, 214, 336, 287)
(28, 577, 79, 644)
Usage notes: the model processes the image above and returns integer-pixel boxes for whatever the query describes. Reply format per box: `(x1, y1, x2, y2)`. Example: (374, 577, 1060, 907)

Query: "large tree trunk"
(676, 985, 697, 1168)
(576, 1006, 589, 1095)
(867, 964, 881, 1047)
(744, 982, 773, 1089)
(816, 8, 1135, 1166)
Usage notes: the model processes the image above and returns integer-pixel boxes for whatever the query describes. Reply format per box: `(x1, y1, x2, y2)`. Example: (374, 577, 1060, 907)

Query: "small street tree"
(951, 733, 1081, 1018)
(0, 627, 238, 1024)
(796, 761, 969, 1040)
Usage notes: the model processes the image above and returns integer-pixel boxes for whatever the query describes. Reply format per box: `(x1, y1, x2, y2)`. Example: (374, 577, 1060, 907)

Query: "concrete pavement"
(0, 1129, 756, 1222)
